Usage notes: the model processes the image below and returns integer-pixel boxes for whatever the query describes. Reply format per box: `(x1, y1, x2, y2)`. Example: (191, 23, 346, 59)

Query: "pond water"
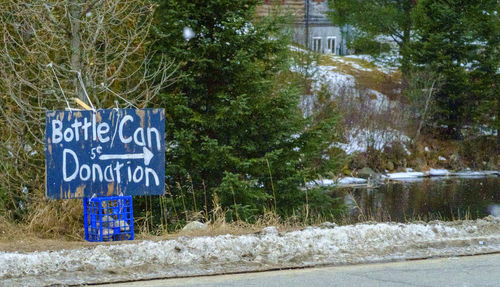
(334, 176, 500, 223)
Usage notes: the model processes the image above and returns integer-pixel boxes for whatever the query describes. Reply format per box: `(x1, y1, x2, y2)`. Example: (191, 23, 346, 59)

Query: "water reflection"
(334, 177, 500, 223)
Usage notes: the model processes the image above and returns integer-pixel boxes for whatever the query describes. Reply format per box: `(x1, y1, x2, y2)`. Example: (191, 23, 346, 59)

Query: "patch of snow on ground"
(290, 61, 357, 96)
(427, 169, 450, 177)
(306, 177, 367, 188)
(344, 54, 399, 74)
(292, 58, 399, 119)
(333, 128, 410, 155)
(305, 179, 335, 188)
(310, 65, 356, 95)
(1, 218, 499, 286)
(489, 205, 500, 217)
(288, 45, 308, 53)
(382, 169, 499, 182)
(337, 177, 367, 185)
(299, 94, 317, 117)
(333, 56, 373, 72)
(292, 62, 358, 117)
(385, 172, 425, 180)
(479, 125, 498, 136)
(453, 171, 500, 177)
(367, 89, 394, 111)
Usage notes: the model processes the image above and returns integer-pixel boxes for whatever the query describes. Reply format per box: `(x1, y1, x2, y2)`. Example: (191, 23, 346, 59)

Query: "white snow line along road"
(1, 217, 500, 286)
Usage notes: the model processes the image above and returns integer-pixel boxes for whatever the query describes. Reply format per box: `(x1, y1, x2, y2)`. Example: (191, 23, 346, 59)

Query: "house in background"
(257, 0, 349, 55)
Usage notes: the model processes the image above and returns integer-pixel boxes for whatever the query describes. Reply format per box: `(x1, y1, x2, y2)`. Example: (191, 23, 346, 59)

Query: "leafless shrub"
(403, 70, 444, 142)
(0, 0, 177, 231)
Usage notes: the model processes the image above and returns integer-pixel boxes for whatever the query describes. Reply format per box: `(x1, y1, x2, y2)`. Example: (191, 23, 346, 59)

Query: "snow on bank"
(2, 218, 500, 286)
(385, 169, 451, 180)
(454, 170, 500, 177)
(385, 170, 499, 182)
(385, 172, 425, 180)
(306, 177, 367, 188)
(307, 169, 499, 187)
(291, 61, 357, 117)
(428, 169, 451, 176)
(309, 64, 357, 95)
(291, 51, 410, 155)
(337, 177, 368, 185)
(332, 128, 411, 155)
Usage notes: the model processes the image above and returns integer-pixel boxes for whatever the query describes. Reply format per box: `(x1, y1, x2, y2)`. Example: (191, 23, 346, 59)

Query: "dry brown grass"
(27, 194, 84, 240)
(138, 202, 312, 241)
(0, 215, 20, 240)
(0, 210, 314, 253)
(1, 191, 319, 252)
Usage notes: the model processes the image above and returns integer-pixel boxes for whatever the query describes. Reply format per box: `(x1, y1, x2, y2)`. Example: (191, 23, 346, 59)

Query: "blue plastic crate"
(83, 195, 134, 242)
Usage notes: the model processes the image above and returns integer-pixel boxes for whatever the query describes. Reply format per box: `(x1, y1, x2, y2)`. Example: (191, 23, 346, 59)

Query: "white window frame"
(327, 37, 336, 54)
(312, 37, 322, 53)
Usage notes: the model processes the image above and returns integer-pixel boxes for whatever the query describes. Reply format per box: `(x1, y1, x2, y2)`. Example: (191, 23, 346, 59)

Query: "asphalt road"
(104, 253, 500, 287)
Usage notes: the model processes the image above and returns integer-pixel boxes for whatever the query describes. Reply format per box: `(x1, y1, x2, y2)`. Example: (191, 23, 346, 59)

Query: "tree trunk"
(69, 0, 84, 101)
(415, 80, 436, 142)
(400, 0, 414, 85)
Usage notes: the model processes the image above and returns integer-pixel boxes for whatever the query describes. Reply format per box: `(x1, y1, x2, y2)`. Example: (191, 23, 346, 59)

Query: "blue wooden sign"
(45, 109, 165, 199)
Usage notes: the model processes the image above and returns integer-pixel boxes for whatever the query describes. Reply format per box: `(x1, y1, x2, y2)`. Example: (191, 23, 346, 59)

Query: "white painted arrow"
(99, 146, 154, 165)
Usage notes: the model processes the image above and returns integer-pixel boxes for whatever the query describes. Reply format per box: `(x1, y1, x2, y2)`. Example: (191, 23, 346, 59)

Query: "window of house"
(327, 37, 336, 54)
(312, 37, 322, 53)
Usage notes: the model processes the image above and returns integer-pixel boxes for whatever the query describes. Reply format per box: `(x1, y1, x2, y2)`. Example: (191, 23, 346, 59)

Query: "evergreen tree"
(153, 0, 342, 221)
(328, 0, 417, 78)
(411, 0, 499, 139)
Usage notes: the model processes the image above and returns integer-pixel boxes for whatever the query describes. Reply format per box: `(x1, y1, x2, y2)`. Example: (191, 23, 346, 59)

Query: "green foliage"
(328, 0, 416, 75)
(217, 171, 269, 222)
(150, 0, 343, 223)
(328, 0, 413, 37)
(459, 137, 499, 170)
(348, 36, 392, 56)
(305, 187, 344, 220)
(411, 0, 500, 138)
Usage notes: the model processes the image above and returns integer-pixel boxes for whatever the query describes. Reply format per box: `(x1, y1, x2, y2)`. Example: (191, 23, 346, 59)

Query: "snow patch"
(288, 45, 308, 53)
(344, 53, 399, 74)
(427, 169, 450, 177)
(1, 219, 499, 286)
(333, 56, 373, 72)
(305, 177, 367, 188)
(489, 205, 500, 217)
(453, 171, 500, 177)
(367, 89, 394, 111)
(332, 128, 410, 155)
(310, 65, 357, 95)
(385, 169, 499, 182)
(337, 177, 368, 185)
(306, 179, 335, 188)
(385, 172, 425, 180)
